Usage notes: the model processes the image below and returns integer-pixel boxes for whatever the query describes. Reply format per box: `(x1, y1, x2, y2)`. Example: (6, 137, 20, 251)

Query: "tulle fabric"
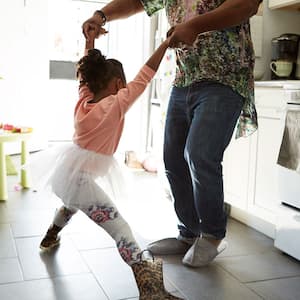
(28, 143, 129, 209)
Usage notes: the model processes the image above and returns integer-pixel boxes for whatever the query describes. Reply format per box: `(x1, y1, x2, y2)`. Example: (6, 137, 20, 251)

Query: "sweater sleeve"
(116, 64, 156, 115)
(74, 85, 94, 115)
(78, 85, 94, 102)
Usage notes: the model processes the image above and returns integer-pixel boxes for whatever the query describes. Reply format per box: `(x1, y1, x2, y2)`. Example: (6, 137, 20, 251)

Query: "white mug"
(270, 60, 293, 77)
(296, 63, 300, 79)
(296, 47, 300, 79)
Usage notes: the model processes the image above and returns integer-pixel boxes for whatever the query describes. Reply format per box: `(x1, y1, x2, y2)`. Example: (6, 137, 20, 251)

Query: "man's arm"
(82, 0, 144, 40)
(168, 0, 262, 48)
(101, 0, 144, 22)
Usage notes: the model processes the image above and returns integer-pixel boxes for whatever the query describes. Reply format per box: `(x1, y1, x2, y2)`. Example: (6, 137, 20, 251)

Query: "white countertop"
(255, 80, 300, 89)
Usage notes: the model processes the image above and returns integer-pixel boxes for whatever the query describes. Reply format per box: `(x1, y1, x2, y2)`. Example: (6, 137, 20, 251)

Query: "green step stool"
(5, 155, 18, 175)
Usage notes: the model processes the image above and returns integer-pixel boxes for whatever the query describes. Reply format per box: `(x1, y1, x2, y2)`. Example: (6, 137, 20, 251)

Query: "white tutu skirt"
(29, 143, 129, 209)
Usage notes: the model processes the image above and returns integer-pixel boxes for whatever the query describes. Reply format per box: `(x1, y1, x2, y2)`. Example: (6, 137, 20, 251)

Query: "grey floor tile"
(15, 236, 90, 280)
(69, 228, 115, 251)
(10, 208, 89, 238)
(0, 257, 23, 284)
(158, 254, 184, 264)
(217, 250, 300, 283)
(218, 218, 275, 258)
(11, 214, 53, 238)
(1, 154, 300, 300)
(0, 202, 13, 224)
(0, 223, 17, 258)
(81, 247, 139, 300)
(163, 262, 262, 300)
(81, 247, 181, 300)
(118, 195, 178, 245)
(246, 276, 300, 300)
(0, 273, 108, 300)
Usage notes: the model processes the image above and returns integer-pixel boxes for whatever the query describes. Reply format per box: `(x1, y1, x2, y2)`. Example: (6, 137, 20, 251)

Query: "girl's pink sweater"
(73, 65, 155, 155)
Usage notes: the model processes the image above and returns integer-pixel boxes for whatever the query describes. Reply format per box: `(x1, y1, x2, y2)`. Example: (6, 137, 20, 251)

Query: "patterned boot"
(40, 224, 62, 250)
(131, 258, 184, 299)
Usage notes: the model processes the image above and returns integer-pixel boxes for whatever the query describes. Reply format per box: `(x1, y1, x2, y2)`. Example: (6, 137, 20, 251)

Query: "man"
(83, 0, 262, 267)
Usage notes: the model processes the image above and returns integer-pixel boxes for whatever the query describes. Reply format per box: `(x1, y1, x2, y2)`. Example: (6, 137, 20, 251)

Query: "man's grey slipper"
(147, 237, 192, 255)
(182, 237, 228, 267)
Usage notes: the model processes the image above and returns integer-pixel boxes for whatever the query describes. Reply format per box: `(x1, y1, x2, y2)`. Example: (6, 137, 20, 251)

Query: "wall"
(4, 1, 298, 154)
(0, 0, 49, 153)
(255, 1, 300, 80)
(1, 0, 152, 156)
(45, 0, 152, 155)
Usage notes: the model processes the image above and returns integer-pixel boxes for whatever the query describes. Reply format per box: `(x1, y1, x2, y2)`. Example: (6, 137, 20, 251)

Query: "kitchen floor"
(1, 151, 300, 300)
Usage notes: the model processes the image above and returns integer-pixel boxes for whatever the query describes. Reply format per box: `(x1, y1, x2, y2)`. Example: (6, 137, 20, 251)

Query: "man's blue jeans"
(163, 81, 244, 240)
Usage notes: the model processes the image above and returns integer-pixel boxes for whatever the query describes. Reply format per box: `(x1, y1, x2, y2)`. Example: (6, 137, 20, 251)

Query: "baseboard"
(229, 205, 276, 239)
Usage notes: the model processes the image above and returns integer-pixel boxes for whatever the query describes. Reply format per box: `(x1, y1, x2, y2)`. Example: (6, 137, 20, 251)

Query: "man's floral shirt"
(141, 0, 258, 138)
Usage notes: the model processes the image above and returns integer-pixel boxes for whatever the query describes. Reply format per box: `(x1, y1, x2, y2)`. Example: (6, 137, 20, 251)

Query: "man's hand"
(82, 14, 108, 41)
(167, 23, 199, 48)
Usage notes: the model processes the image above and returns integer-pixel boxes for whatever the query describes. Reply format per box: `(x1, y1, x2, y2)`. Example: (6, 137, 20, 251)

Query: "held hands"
(82, 10, 198, 48)
(88, 28, 99, 41)
(84, 28, 97, 55)
(82, 12, 108, 42)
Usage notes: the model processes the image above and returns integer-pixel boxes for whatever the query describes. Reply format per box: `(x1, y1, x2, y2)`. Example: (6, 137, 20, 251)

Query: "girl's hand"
(84, 28, 97, 54)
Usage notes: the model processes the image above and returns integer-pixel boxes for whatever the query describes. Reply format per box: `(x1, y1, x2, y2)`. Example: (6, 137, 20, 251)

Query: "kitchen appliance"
(296, 43, 300, 79)
(271, 33, 300, 80)
(278, 82, 300, 209)
(275, 81, 300, 261)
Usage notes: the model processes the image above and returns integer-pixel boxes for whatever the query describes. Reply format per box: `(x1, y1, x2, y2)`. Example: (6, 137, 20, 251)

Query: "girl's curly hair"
(76, 49, 126, 94)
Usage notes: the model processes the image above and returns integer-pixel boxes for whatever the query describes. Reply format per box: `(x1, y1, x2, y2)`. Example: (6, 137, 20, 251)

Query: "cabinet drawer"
(256, 107, 286, 119)
(269, 0, 300, 9)
(255, 87, 286, 109)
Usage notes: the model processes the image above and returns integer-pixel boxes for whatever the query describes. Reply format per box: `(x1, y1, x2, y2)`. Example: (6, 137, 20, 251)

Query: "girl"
(39, 33, 182, 300)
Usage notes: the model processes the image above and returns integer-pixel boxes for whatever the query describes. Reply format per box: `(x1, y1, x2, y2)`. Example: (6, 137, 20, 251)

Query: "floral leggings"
(52, 177, 142, 266)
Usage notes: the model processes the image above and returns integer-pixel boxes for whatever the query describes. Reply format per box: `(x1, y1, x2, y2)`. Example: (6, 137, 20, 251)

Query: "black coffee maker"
(271, 33, 300, 80)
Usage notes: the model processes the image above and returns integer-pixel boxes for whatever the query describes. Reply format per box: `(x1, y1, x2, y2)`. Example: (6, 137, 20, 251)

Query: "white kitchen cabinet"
(251, 87, 286, 216)
(269, 0, 300, 10)
(223, 134, 252, 211)
(253, 109, 285, 212)
(223, 85, 287, 237)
